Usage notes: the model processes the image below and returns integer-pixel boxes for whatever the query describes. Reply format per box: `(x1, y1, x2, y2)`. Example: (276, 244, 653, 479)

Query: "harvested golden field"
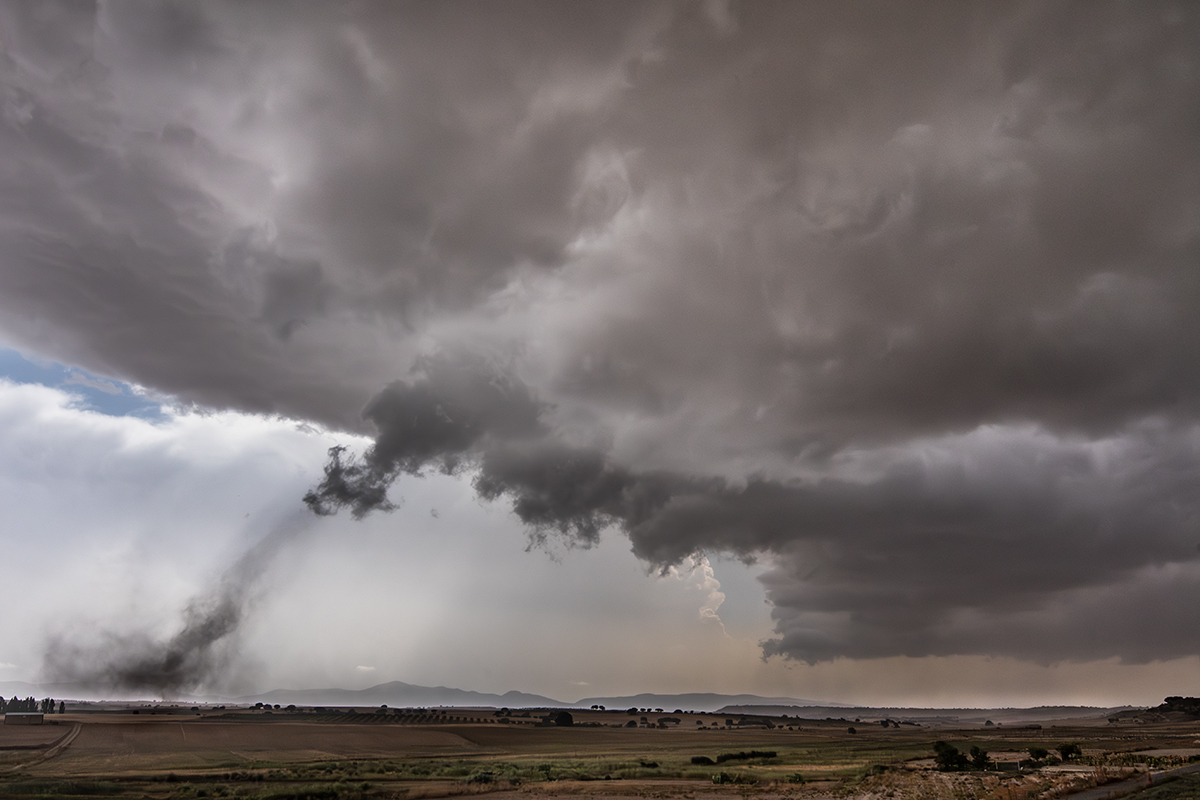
(0, 723, 69, 750)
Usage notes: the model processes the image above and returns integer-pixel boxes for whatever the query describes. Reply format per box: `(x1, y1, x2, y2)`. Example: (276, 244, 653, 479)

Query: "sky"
(1, 0, 1199, 708)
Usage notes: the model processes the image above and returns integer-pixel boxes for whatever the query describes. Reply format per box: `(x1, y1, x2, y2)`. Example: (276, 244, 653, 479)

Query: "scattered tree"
(3, 696, 39, 713)
(715, 751, 776, 763)
(1157, 697, 1200, 717)
(934, 741, 969, 771)
(554, 711, 573, 727)
(1058, 743, 1082, 761)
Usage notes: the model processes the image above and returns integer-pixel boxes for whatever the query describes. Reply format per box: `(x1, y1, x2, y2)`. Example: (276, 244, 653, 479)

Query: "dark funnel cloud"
(43, 515, 313, 697)
(304, 357, 544, 517)
(304, 357, 656, 541)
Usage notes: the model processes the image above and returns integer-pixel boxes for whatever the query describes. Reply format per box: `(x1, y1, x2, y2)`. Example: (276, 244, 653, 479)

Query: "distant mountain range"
(241, 682, 565, 709)
(0, 679, 839, 712)
(0, 679, 1139, 721)
(719, 704, 1136, 724)
(576, 693, 850, 713)
(237, 683, 844, 713)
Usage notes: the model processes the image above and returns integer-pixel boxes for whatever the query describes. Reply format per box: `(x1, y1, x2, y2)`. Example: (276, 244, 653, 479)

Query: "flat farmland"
(0, 724, 69, 750)
(449, 722, 935, 776)
(26, 717, 483, 774)
(1, 710, 1198, 799)
(0, 721, 77, 772)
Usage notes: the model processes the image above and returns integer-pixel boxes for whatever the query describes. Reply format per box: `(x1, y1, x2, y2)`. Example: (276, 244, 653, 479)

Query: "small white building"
(3, 712, 44, 725)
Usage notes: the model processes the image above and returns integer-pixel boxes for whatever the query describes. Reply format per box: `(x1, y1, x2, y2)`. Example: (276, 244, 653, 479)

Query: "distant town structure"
(4, 712, 44, 725)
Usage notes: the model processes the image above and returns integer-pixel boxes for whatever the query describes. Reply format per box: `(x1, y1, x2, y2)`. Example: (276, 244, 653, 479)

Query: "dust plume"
(42, 513, 314, 698)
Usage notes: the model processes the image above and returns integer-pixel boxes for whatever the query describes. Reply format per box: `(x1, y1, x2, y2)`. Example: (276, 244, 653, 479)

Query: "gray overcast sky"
(1, 0, 1199, 706)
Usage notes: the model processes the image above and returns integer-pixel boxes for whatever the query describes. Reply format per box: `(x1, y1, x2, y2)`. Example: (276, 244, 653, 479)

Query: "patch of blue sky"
(0, 348, 167, 420)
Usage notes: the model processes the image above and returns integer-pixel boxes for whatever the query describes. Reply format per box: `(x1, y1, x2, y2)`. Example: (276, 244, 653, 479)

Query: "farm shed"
(4, 712, 44, 725)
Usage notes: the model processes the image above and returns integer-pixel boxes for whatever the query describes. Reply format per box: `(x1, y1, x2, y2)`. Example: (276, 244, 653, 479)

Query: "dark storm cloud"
(535, 1, 1200, 447)
(3, 1, 1196, 436)
(0, 1, 372, 427)
(4, 1, 1200, 664)
(0, 0, 653, 426)
(311, 362, 1200, 662)
(305, 356, 544, 517)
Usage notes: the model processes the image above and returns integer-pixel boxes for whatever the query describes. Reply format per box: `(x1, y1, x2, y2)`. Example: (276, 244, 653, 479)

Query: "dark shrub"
(715, 751, 776, 763)
(934, 741, 969, 771)
(1058, 743, 1082, 761)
